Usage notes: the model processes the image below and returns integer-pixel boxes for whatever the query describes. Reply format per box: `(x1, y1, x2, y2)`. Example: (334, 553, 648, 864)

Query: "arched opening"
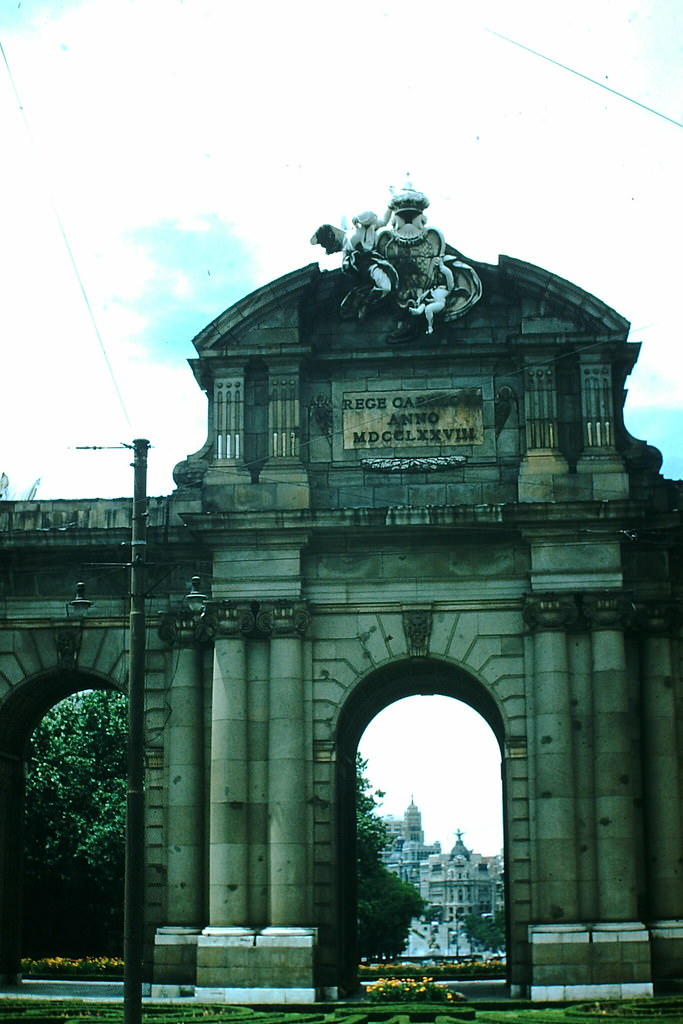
(0, 668, 123, 982)
(359, 696, 504, 960)
(336, 658, 507, 994)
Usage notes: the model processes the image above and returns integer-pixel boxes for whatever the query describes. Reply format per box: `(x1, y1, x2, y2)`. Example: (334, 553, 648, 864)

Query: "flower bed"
(366, 976, 462, 1004)
(359, 960, 505, 981)
(20, 957, 124, 978)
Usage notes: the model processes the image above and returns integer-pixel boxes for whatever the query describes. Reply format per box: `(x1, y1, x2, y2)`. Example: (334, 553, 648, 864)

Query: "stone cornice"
(179, 499, 675, 536)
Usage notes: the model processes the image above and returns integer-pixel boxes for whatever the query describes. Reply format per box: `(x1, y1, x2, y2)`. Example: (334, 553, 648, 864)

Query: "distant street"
(403, 919, 475, 959)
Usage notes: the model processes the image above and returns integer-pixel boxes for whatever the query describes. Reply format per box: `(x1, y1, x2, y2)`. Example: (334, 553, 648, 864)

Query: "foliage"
(356, 755, 426, 960)
(366, 976, 460, 1004)
(462, 909, 505, 953)
(23, 689, 127, 956)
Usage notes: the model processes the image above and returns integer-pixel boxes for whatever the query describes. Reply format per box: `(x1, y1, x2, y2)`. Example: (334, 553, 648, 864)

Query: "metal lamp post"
(124, 438, 149, 1024)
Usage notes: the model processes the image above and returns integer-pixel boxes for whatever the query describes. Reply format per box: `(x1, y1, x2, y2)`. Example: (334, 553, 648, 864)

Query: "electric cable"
(0, 38, 131, 428)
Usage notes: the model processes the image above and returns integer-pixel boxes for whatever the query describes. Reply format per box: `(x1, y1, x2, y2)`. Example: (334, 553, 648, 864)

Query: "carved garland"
(361, 455, 467, 473)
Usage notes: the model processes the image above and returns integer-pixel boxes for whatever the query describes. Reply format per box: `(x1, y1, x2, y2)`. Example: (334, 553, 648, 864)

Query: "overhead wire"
(0, 37, 131, 427)
(486, 29, 683, 131)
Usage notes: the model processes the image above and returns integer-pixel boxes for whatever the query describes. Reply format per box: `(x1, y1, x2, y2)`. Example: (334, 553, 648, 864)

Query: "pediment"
(191, 253, 630, 362)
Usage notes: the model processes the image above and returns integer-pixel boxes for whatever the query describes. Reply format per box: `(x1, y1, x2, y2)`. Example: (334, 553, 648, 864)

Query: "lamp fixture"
(67, 581, 92, 619)
(185, 576, 207, 617)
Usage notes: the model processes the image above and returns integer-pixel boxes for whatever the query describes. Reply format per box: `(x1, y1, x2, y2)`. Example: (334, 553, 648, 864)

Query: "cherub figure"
(342, 208, 394, 298)
(346, 208, 391, 253)
(408, 257, 455, 334)
(310, 206, 396, 310)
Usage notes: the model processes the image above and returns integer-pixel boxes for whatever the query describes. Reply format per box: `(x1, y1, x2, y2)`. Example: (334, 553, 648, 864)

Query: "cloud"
(2, 0, 682, 495)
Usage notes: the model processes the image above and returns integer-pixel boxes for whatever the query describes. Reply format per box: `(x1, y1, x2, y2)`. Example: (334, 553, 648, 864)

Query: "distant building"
(421, 829, 504, 925)
(383, 802, 503, 926)
(381, 798, 441, 888)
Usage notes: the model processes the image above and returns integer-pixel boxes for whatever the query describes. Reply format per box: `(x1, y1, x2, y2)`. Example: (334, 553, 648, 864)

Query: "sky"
(1, 0, 681, 854)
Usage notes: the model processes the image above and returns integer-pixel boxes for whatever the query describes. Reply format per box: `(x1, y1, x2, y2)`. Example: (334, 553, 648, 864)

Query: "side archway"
(335, 657, 507, 993)
(0, 667, 123, 982)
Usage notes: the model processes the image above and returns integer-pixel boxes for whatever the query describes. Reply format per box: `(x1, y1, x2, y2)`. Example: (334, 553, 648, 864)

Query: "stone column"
(638, 603, 683, 918)
(567, 631, 598, 921)
(164, 634, 205, 925)
(208, 602, 255, 926)
(584, 594, 639, 921)
(246, 637, 270, 926)
(260, 601, 310, 925)
(154, 609, 211, 989)
(524, 595, 580, 923)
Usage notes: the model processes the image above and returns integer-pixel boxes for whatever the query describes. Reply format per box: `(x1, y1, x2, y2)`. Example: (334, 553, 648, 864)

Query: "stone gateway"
(1, 189, 682, 1002)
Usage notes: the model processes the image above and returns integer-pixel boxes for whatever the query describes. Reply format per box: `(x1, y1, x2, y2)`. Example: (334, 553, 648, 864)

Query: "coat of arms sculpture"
(311, 186, 482, 342)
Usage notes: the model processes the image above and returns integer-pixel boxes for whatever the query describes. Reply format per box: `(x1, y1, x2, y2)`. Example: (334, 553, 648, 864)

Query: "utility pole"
(124, 438, 150, 1024)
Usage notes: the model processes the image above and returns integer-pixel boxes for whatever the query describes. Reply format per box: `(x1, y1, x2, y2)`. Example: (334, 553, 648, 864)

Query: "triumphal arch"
(1, 187, 682, 1001)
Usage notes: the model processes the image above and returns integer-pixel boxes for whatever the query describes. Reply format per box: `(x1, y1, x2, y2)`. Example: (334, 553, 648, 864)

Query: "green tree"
(356, 754, 425, 960)
(462, 908, 506, 953)
(23, 689, 127, 956)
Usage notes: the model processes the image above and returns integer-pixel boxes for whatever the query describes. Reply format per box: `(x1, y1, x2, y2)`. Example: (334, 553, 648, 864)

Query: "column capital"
(256, 600, 310, 637)
(583, 592, 634, 631)
(634, 600, 679, 635)
(158, 610, 203, 647)
(212, 601, 256, 639)
(523, 593, 578, 631)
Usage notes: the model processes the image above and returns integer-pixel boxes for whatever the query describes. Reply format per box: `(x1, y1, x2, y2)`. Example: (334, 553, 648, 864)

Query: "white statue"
(409, 258, 456, 334)
(342, 209, 395, 302)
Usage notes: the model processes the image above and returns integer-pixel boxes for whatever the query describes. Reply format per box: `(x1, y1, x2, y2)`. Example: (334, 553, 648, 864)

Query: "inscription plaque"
(342, 388, 483, 450)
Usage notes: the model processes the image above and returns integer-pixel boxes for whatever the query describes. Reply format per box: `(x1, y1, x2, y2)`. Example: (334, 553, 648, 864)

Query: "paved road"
(0, 978, 510, 1003)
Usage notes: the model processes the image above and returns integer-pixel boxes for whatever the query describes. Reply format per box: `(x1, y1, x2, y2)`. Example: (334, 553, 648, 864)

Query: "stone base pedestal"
(518, 450, 570, 502)
(202, 463, 310, 512)
(151, 926, 318, 1003)
(650, 919, 683, 990)
(152, 926, 201, 987)
(575, 450, 629, 500)
(529, 922, 653, 1001)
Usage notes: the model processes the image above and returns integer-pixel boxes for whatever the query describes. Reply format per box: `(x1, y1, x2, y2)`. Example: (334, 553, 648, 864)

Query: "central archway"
(335, 658, 507, 993)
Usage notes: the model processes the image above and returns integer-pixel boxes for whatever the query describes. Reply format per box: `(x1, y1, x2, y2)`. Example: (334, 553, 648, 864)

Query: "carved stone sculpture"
(311, 186, 482, 341)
